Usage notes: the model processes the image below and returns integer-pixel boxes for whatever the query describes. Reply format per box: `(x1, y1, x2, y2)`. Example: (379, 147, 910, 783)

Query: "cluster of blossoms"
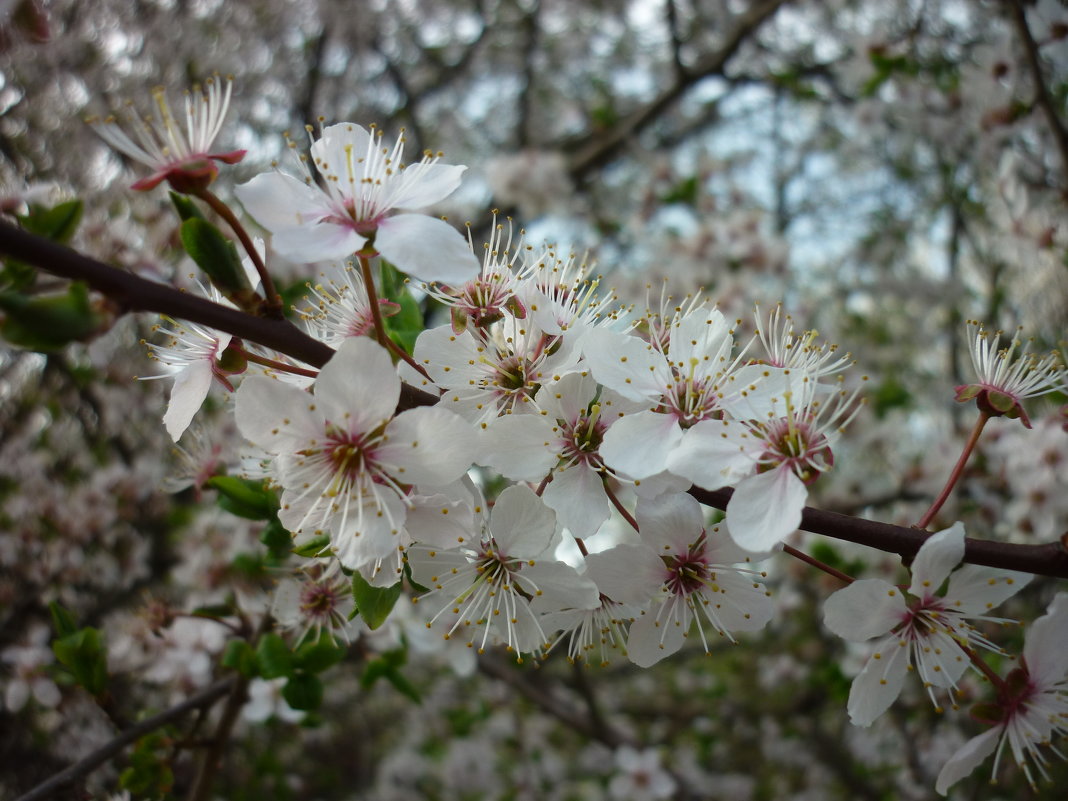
(67, 76, 1068, 795)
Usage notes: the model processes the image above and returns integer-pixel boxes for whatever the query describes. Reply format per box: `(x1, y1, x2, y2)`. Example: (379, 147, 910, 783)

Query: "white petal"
(626, 607, 686, 667)
(542, 465, 611, 538)
(1023, 592, 1068, 688)
(666, 418, 760, 489)
(310, 123, 372, 181)
(378, 406, 476, 486)
(601, 411, 682, 480)
(404, 493, 474, 549)
(490, 485, 557, 558)
(908, 522, 965, 599)
(635, 491, 705, 554)
(725, 467, 806, 553)
(944, 565, 1031, 616)
(823, 579, 906, 641)
(272, 220, 365, 263)
(390, 163, 467, 210)
(314, 337, 399, 431)
(478, 414, 557, 481)
(667, 305, 731, 368)
(935, 727, 1001, 795)
(584, 545, 665, 605)
(847, 633, 910, 726)
(235, 172, 331, 231)
(164, 359, 214, 441)
(234, 376, 321, 453)
(581, 327, 667, 402)
(375, 214, 480, 285)
(523, 561, 600, 612)
(329, 493, 410, 569)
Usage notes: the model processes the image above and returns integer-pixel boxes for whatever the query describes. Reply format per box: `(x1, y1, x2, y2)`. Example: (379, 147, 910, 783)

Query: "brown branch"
(14, 676, 237, 801)
(566, 0, 790, 179)
(1008, 0, 1068, 188)
(4, 224, 1067, 579)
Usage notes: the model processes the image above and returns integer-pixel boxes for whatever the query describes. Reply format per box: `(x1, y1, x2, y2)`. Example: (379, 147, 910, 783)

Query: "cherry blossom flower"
(271, 568, 358, 644)
(754, 303, 853, 380)
(823, 522, 1030, 727)
(235, 123, 479, 283)
(936, 592, 1068, 794)
(407, 485, 599, 661)
(955, 321, 1065, 428)
(233, 337, 475, 570)
(89, 76, 245, 193)
(583, 299, 791, 481)
(297, 261, 399, 347)
(626, 492, 774, 667)
(608, 746, 678, 801)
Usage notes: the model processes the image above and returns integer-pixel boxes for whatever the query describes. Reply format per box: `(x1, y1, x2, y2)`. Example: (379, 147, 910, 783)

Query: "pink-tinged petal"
(823, 579, 906, 641)
(490, 485, 557, 558)
(725, 466, 806, 553)
(272, 220, 366, 263)
(164, 359, 214, 441)
(314, 337, 398, 431)
(601, 411, 682, 479)
(666, 418, 760, 489)
(524, 561, 599, 612)
(478, 414, 557, 481)
(542, 464, 610, 537)
(635, 491, 705, 554)
(581, 327, 668, 402)
(908, 522, 965, 599)
(1023, 592, 1068, 687)
(234, 376, 321, 453)
(235, 172, 332, 231)
(935, 727, 1001, 795)
(944, 564, 1031, 616)
(375, 214, 480, 285)
(626, 607, 686, 667)
(847, 632, 910, 726)
(390, 163, 467, 210)
(584, 545, 665, 606)
(379, 406, 476, 486)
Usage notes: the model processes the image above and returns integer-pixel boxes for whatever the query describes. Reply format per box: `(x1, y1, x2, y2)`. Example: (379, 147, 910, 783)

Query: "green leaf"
(360, 648, 420, 704)
(379, 260, 425, 354)
(282, 673, 323, 710)
(222, 639, 258, 678)
(292, 534, 331, 558)
(52, 627, 108, 696)
(169, 191, 206, 222)
(190, 603, 234, 619)
(207, 476, 279, 520)
(18, 200, 83, 244)
(260, 518, 292, 553)
(49, 601, 79, 638)
(294, 637, 347, 674)
(0, 282, 102, 351)
(659, 175, 699, 206)
(350, 572, 402, 630)
(255, 633, 294, 679)
(179, 217, 250, 297)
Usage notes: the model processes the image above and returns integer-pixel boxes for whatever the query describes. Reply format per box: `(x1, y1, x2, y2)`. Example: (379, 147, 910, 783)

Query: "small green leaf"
(207, 476, 279, 520)
(294, 637, 347, 674)
(0, 282, 102, 351)
(19, 200, 83, 244)
(360, 648, 420, 704)
(52, 627, 108, 696)
(49, 602, 79, 638)
(260, 518, 292, 553)
(179, 218, 250, 297)
(169, 191, 206, 222)
(350, 572, 402, 630)
(222, 639, 258, 677)
(292, 534, 331, 558)
(282, 673, 323, 710)
(255, 633, 294, 679)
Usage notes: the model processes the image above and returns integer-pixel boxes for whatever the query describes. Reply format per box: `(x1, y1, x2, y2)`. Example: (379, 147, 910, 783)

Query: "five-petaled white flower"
(234, 337, 475, 570)
(823, 522, 1030, 727)
(935, 592, 1068, 794)
(235, 122, 479, 284)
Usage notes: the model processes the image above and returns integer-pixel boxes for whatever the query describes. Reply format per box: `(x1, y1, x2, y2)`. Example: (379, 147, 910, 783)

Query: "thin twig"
(14, 677, 237, 801)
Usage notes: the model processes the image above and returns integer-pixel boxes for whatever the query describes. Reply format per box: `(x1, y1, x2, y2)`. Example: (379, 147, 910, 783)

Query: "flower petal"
(164, 358, 214, 441)
(908, 522, 965, 600)
(378, 406, 476, 487)
(935, 727, 1001, 795)
(847, 632, 910, 726)
(725, 466, 806, 552)
(314, 337, 399, 431)
(234, 375, 321, 453)
(490, 485, 557, 558)
(601, 410, 682, 479)
(823, 579, 906, 641)
(375, 214, 480, 284)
